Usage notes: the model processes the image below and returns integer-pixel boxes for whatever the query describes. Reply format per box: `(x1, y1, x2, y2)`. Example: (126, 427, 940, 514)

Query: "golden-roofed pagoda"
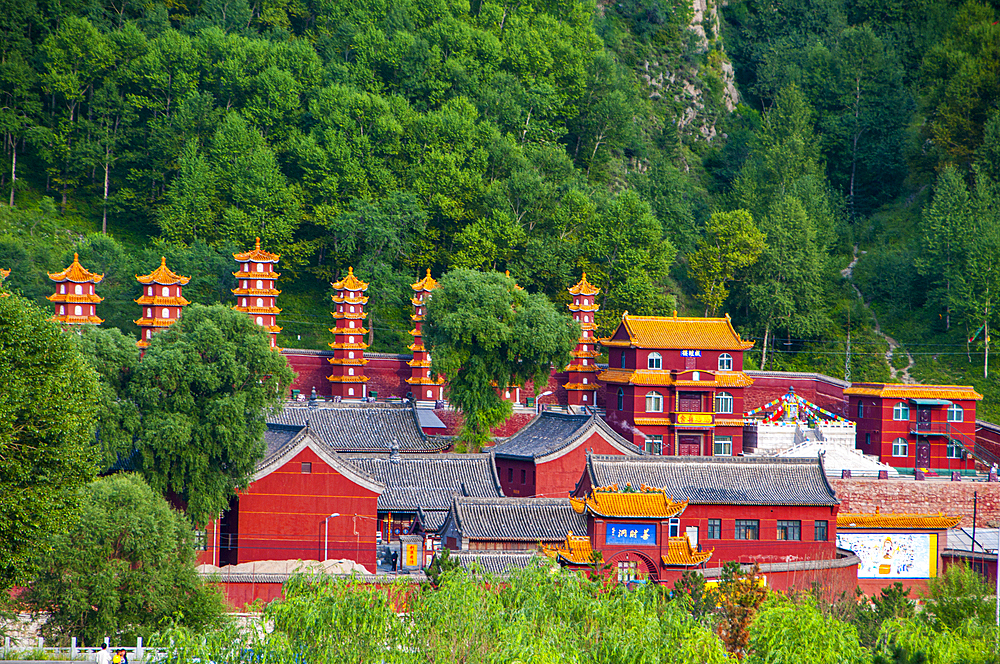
(328, 267, 370, 399)
(563, 272, 601, 406)
(407, 269, 445, 401)
(47, 253, 104, 326)
(570, 485, 689, 519)
(232, 237, 282, 349)
(838, 510, 962, 530)
(0, 267, 9, 297)
(135, 257, 191, 348)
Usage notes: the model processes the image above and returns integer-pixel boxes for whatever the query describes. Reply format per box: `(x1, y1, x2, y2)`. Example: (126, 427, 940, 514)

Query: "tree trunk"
(760, 323, 769, 370)
(985, 316, 990, 379)
(102, 161, 109, 234)
(8, 137, 15, 207)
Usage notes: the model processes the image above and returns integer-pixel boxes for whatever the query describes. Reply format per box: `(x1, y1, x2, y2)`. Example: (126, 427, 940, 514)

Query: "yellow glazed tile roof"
(412, 269, 439, 291)
(48, 254, 104, 284)
(136, 257, 191, 285)
(662, 536, 713, 566)
(600, 313, 754, 350)
(844, 383, 982, 401)
(837, 512, 962, 530)
(568, 272, 600, 296)
(544, 533, 596, 564)
(332, 267, 369, 292)
(233, 237, 280, 262)
(571, 486, 689, 518)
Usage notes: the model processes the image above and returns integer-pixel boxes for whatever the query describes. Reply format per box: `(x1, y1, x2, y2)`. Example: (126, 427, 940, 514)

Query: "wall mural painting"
(836, 533, 937, 579)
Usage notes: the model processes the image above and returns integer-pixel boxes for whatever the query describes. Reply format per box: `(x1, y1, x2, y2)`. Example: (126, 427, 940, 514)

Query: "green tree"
(130, 304, 294, 525)
(688, 209, 764, 316)
(923, 563, 993, 630)
(747, 595, 871, 664)
(0, 294, 98, 588)
(23, 473, 226, 644)
(424, 269, 577, 449)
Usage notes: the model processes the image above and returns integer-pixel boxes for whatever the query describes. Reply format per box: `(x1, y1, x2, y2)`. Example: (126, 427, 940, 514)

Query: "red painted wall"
(496, 458, 536, 497)
(535, 432, 636, 499)
(235, 447, 380, 569)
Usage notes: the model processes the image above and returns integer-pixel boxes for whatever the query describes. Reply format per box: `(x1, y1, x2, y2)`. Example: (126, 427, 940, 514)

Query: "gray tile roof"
(444, 497, 587, 542)
(583, 455, 840, 506)
(491, 412, 642, 460)
(451, 551, 547, 576)
(415, 508, 450, 533)
(264, 423, 303, 458)
(268, 402, 446, 452)
(342, 454, 503, 513)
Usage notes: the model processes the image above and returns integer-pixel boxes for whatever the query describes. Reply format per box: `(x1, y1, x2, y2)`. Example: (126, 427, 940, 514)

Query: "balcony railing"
(909, 422, 951, 435)
(907, 422, 1000, 468)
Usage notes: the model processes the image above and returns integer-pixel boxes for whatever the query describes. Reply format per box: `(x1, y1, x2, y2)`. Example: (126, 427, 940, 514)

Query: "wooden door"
(678, 392, 701, 412)
(917, 407, 931, 432)
(916, 441, 931, 467)
(678, 435, 701, 456)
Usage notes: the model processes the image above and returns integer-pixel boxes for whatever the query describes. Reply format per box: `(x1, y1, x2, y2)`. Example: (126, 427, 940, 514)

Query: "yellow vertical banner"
(406, 543, 418, 567)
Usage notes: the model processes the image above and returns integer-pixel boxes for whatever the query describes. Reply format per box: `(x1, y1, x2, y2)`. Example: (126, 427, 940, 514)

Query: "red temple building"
(846, 383, 982, 472)
(599, 313, 754, 454)
(406, 269, 444, 403)
(233, 238, 282, 349)
(328, 267, 370, 400)
(563, 273, 601, 407)
(47, 253, 104, 326)
(135, 257, 190, 348)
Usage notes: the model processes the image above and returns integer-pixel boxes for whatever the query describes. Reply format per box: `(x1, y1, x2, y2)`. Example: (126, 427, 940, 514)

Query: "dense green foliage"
(143, 563, 998, 664)
(0, 294, 98, 587)
(424, 269, 577, 447)
(3, 0, 1000, 407)
(22, 473, 226, 645)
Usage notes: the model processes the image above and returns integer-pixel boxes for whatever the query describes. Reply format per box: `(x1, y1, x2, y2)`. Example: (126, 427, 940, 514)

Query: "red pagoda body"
(47, 253, 104, 326)
(233, 238, 282, 349)
(135, 257, 190, 348)
(563, 273, 601, 407)
(327, 267, 369, 400)
(407, 269, 445, 403)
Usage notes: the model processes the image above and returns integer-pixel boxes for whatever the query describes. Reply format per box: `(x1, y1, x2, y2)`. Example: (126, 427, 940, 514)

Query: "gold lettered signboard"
(405, 543, 419, 567)
(677, 413, 713, 425)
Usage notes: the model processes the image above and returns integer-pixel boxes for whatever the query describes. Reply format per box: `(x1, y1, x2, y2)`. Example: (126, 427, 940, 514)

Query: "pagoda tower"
(327, 267, 370, 400)
(135, 257, 191, 348)
(563, 272, 601, 407)
(0, 268, 9, 297)
(406, 269, 445, 402)
(47, 254, 104, 326)
(232, 238, 282, 349)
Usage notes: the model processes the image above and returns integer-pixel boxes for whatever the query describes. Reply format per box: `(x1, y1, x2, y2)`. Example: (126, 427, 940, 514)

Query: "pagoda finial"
(426, 268, 432, 278)
(348, 266, 354, 276)
(73, 252, 79, 262)
(160, 256, 166, 267)
(255, 237, 261, 250)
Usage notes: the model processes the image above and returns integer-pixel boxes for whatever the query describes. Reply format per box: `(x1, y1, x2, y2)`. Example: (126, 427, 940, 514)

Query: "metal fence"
(1, 636, 149, 662)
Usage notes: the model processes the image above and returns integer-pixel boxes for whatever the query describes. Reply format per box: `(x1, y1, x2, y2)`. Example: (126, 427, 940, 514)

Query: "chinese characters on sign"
(405, 544, 419, 567)
(680, 350, 702, 357)
(605, 523, 657, 546)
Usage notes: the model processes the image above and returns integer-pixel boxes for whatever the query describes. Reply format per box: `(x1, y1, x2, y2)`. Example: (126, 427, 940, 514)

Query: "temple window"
(893, 402, 909, 421)
(892, 437, 908, 457)
(350, 306, 355, 313)
(162, 286, 170, 297)
(575, 298, 579, 304)
(254, 263, 260, 271)
(348, 388, 354, 396)
(60, 306, 65, 314)
(583, 394, 588, 402)
(718, 353, 733, 371)
(582, 359, 588, 366)
(348, 336, 354, 343)
(776, 520, 801, 541)
(617, 388, 624, 410)
(582, 344, 587, 352)
(348, 351, 354, 359)
(427, 390, 433, 398)
(616, 561, 637, 583)
(74, 305, 82, 316)
(715, 392, 734, 414)
(243, 264, 248, 271)
(814, 521, 828, 541)
(75, 284, 83, 295)
(242, 298, 247, 307)
(647, 352, 662, 370)
(734, 519, 759, 540)
(256, 280, 263, 289)
(713, 436, 733, 456)
(162, 308, 170, 318)
(669, 518, 680, 537)
(348, 368, 354, 376)
(257, 298, 264, 307)
(707, 519, 722, 539)
(947, 440, 964, 458)
(256, 316, 264, 326)
(857, 402, 864, 418)
(948, 404, 964, 422)
(60, 284, 65, 294)
(645, 391, 663, 413)
(146, 329, 152, 339)
(148, 287, 153, 295)
(582, 377, 588, 384)
(349, 321, 355, 328)
(242, 281, 246, 288)
(583, 315, 589, 322)
(620, 352, 627, 369)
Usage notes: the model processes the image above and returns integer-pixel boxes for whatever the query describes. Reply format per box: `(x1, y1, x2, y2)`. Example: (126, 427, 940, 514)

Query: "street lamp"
(537, 391, 553, 413)
(323, 513, 341, 561)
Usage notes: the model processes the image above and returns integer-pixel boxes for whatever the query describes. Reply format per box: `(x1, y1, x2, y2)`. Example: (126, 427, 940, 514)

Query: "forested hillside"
(2, 0, 1000, 414)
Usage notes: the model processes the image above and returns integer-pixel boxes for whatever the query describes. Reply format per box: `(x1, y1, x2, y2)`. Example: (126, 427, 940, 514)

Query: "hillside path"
(841, 245, 915, 383)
